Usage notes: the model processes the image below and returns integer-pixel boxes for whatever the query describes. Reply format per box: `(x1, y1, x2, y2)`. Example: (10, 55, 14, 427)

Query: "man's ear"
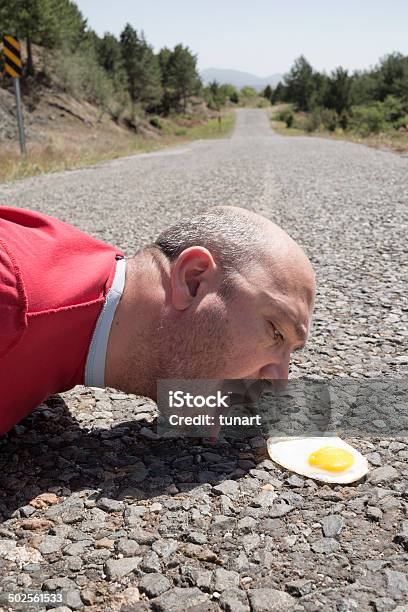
(170, 246, 217, 310)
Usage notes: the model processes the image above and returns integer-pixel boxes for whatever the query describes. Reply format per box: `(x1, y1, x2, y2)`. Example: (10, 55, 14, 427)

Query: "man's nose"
(260, 366, 289, 391)
(258, 359, 290, 386)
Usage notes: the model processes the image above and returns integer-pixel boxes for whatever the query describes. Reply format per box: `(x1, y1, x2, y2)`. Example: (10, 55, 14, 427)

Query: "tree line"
(0, 0, 205, 117)
(4, 1, 405, 136)
(265, 54, 408, 134)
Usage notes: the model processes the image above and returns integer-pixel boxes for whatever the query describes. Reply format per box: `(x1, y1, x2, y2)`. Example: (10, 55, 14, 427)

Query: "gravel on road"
(0, 109, 407, 611)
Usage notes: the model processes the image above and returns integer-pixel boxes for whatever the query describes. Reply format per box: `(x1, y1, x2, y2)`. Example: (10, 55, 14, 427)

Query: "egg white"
(266, 436, 369, 484)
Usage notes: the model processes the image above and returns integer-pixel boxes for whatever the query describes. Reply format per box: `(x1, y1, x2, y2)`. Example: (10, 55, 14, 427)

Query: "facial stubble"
(157, 297, 235, 380)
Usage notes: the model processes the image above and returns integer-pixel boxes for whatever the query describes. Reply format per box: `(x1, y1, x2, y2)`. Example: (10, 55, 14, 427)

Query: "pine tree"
(120, 24, 162, 109)
(263, 84, 273, 100)
(98, 32, 127, 90)
(325, 67, 352, 115)
(270, 82, 284, 103)
(157, 46, 173, 113)
(158, 46, 171, 86)
(376, 53, 408, 101)
(166, 44, 201, 113)
(283, 56, 316, 111)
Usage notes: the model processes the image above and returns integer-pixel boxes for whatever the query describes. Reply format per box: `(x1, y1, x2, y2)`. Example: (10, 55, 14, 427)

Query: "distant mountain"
(200, 68, 283, 91)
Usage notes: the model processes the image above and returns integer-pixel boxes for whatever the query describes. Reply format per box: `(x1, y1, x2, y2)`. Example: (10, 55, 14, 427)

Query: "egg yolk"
(308, 446, 354, 472)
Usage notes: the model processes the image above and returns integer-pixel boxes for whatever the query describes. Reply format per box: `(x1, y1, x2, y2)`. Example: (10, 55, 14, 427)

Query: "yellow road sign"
(3, 35, 23, 78)
(2, 35, 26, 154)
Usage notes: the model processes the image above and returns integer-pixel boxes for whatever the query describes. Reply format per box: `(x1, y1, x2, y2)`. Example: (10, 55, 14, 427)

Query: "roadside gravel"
(0, 109, 407, 611)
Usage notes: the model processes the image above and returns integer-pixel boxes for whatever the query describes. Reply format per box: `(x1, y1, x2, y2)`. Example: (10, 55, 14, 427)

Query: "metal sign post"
(3, 35, 26, 156)
(13, 77, 26, 155)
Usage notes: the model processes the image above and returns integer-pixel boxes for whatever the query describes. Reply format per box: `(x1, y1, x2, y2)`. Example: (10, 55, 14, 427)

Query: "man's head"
(142, 205, 316, 386)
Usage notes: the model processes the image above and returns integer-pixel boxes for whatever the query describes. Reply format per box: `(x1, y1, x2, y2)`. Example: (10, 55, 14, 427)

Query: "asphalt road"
(0, 110, 407, 611)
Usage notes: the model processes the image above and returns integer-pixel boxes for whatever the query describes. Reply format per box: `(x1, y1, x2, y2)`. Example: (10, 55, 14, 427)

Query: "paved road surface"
(0, 110, 407, 611)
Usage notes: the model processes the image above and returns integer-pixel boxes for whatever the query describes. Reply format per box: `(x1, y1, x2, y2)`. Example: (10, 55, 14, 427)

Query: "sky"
(75, 0, 408, 76)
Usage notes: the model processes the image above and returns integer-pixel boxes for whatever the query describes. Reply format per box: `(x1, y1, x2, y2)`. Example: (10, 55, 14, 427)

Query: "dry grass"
(329, 129, 408, 153)
(0, 141, 138, 183)
(171, 111, 236, 139)
(0, 111, 236, 184)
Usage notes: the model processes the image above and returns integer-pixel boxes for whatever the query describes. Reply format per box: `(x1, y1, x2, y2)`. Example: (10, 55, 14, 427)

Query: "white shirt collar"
(84, 257, 126, 388)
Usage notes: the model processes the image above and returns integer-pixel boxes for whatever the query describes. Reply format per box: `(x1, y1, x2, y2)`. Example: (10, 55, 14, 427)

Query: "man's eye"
(269, 322, 284, 341)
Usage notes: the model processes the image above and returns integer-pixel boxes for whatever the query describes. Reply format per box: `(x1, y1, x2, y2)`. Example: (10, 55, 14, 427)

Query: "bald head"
(153, 205, 315, 302)
(154, 205, 280, 272)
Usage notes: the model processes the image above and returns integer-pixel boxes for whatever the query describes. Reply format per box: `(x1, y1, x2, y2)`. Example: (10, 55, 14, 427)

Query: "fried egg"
(266, 436, 368, 484)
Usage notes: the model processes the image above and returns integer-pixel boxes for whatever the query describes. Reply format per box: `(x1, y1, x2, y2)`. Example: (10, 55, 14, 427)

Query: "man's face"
(218, 256, 315, 381)
(158, 246, 315, 382)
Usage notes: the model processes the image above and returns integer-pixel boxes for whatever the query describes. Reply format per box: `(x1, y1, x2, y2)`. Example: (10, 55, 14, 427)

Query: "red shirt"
(0, 207, 123, 436)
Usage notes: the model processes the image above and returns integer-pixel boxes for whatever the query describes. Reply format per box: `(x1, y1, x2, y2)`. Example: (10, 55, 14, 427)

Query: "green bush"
(149, 116, 163, 129)
(49, 44, 115, 110)
(276, 108, 294, 127)
(349, 98, 408, 134)
(382, 95, 406, 123)
(257, 98, 270, 108)
(321, 108, 338, 131)
(303, 109, 321, 132)
(292, 115, 307, 130)
(339, 112, 349, 130)
(107, 90, 132, 122)
(108, 101, 125, 122)
(219, 84, 239, 104)
(121, 102, 143, 131)
(393, 114, 408, 130)
(240, 86, 258, 98)
(349, 104, 385, 134)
